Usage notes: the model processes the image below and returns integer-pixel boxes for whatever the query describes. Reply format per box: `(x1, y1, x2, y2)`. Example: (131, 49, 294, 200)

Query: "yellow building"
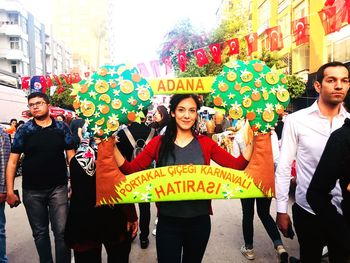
(50, 0, 113, 74)
(250, 0, 350, 79)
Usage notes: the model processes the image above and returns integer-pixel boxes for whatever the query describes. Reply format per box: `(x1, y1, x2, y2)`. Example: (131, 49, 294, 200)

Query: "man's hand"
(127, 220, 138, 239)
(276, 212, 292, 237)
(0, 193, 6, 203)
(6, 191, 19, 206)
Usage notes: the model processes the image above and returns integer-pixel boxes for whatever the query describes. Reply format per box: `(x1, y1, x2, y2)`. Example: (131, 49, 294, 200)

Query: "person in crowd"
(113, 94, 253, 263)
(213, 111, 224, 134)
(344, 90, 350, 112)
(65, 135, 138, 263)
(5, 118, 17, 143)
(149, 105, 169, 135)
(6, 92, 75, 263)
(239, 127, 288, 262)
(116, 109, 155, 249)
(0, 126, 11, 262)
(16, 120, 25, 130)
(221, 114, 232, 131)
(307, 118, 350, 263)
(149, 104, 170, 235)
(56, 114, 66, 122)
(275, 61, 350, 262)
(70, 116, 85, 149)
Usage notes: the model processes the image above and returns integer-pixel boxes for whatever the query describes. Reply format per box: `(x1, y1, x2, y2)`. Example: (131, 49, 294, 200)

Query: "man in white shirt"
(275, 61, 350, 262)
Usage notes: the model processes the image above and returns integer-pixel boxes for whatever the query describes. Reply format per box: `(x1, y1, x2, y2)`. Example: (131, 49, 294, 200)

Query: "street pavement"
(5, 176, 306, 263)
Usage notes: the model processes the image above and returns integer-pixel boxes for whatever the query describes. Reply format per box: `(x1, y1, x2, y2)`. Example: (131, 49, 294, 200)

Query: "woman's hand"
(127, 220, 138, 239)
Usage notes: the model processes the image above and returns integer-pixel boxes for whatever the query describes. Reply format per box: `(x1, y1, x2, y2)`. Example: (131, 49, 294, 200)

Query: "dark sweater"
(307, 118, 350, 252)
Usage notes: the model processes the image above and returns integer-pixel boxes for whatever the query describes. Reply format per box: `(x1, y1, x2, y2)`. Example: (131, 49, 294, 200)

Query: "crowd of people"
(0, 61, 349, 263)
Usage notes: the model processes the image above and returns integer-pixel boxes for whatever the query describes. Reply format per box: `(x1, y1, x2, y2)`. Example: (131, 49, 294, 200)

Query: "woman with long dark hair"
(113, 94, 252, 263)
(149, 105, 169, 135)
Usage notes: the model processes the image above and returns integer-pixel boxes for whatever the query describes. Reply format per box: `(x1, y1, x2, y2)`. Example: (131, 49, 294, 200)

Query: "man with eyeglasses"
(6, 92, 75, 263)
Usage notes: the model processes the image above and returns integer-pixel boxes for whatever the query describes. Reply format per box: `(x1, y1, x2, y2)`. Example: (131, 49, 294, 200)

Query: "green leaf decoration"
(210, 58, 290, 134)
(72, 64, 154, 139)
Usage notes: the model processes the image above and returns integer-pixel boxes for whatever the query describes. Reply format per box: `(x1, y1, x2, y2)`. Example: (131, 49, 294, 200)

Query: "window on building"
(54, 58, 58, 69)
(278, 13, 290, 42)
(293, 45, 310, 72)
(10, 60, 18, 74)
(258, 1, 270, 33)
(8, 13, 19, 24)
(22, 39, 28, 57)
(294, 1, 307, 19)
(20, 16, 28, 34)
(35, 27, 41, 43)
(332, 37, 350, 62)
(21, 62, 29, 76)
(9, 37, 20, 49)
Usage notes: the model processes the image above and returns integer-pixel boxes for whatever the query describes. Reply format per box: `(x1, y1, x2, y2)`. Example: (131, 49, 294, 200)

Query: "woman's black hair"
(56, 114, 66, 121)
(149, 105, 170, 133)
(157, 94, 201, 166)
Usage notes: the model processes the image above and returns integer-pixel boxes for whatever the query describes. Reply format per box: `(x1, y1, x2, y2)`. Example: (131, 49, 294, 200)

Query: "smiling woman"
(112, 93, 253, 263)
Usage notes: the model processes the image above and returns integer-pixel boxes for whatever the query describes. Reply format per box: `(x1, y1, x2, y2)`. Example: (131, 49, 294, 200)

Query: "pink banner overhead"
(137, 63, 150, 77)
(150, 60, 161, 77)
(162, 56, 173, 75)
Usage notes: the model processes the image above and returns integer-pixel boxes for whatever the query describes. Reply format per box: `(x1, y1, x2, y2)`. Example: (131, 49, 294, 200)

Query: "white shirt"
(275, 101, 349, 214)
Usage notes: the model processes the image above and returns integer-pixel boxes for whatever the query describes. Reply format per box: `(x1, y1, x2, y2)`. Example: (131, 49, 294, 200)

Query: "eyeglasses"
(28, 101, 47, 109)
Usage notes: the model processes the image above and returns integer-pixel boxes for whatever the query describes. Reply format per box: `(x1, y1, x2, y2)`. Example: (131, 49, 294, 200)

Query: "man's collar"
(32, 116, 55, 128)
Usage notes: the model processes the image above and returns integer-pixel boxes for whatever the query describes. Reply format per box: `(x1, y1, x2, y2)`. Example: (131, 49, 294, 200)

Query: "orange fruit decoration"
(210, 58, 290, 134)
(72, 64, 154, 139)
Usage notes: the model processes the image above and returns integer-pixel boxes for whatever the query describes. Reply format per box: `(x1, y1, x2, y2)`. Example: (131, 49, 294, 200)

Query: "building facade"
(0, 0, 72, 79)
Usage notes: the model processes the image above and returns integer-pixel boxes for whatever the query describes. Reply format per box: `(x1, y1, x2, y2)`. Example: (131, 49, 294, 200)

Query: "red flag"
(209, 43, 221, 64)
(21, 76, 30, 90)
(45, 75, 53, 88)
(318, 6, 341, 34)
(53, 75, 61, 85)
(347, 0, 350, 24)
(265, 26, 284, 51)
(226, 38, 240, 55)
(325, 0, 335, 6)
(193, 48, 209, 67)
(177, 52, 188, 72)
(162, 56, 173, 75)
(72, 73, 82, 83)
(292, 17, 309, 45)
(244, 33, 258, 55)
(39, 75, 47, 93)
(57, 86, 64, 94)
(67, 74, 73, 85)
(60, 74, 71, 84)
(136, 63, 150, 77)
(150, 60, 161, 77)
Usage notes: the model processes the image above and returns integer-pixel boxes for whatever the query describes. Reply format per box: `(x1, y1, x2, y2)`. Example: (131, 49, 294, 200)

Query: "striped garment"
(0, 127, 11, 193)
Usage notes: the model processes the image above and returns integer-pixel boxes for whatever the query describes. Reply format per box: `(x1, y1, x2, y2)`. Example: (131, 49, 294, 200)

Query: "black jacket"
(307, 118, 350, 254)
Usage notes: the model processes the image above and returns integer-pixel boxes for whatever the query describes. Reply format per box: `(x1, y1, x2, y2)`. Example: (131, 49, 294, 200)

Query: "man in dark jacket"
(307, 118, 350, 263)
